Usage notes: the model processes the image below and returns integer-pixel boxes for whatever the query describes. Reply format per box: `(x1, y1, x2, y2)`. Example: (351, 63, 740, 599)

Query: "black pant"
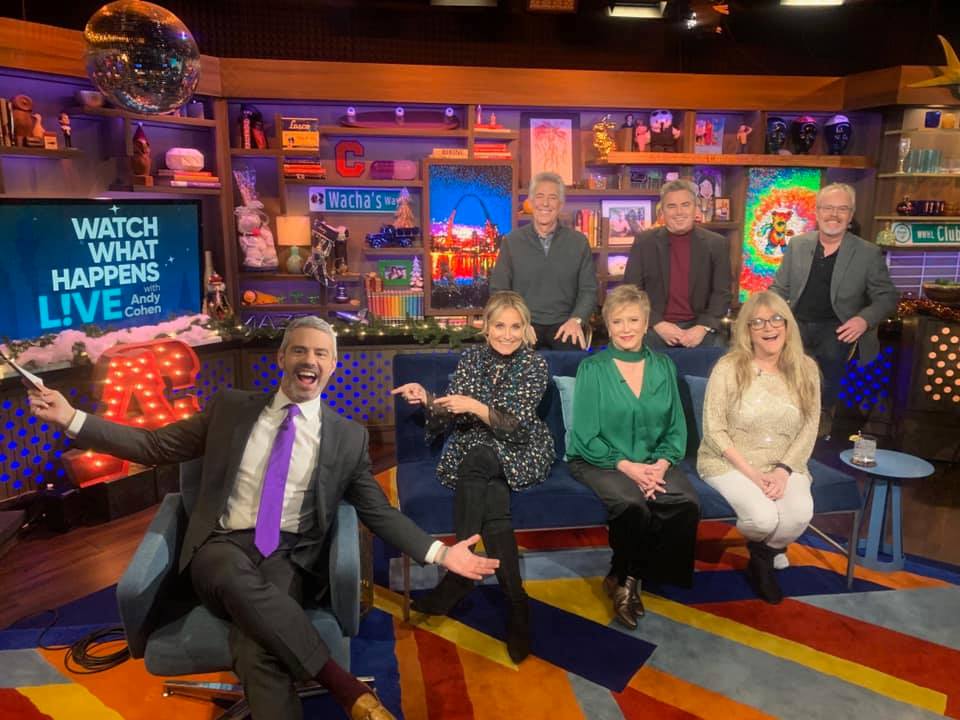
(534, 322, 584, 351)
(191, 531, 326, 720)
(455, 445, 513, 539)
(798, 319, 855, 407)
(644, 319, 725, 351)
(569, 459, 700, 587)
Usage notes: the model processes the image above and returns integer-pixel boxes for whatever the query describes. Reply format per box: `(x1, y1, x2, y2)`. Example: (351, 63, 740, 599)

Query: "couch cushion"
(678, 459, 734, 519)
(396, 459, 608, 535)
(552, 375, 576, 458)
(808, 458, 862, 514)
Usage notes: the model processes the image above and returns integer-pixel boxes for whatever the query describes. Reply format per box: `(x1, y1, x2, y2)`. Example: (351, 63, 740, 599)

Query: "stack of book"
(282, 159, 326, 179)
(366, 289, 424, 322)
(0, 98, 16, 146)
(574, 209, 601, 247)
(430, 147, 468, 160)
(156, 169, 222, 188)
(473, 142, 511, 160)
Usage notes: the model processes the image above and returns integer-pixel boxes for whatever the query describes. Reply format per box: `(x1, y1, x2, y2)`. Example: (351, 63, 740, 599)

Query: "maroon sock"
(316, 658, 370, 711)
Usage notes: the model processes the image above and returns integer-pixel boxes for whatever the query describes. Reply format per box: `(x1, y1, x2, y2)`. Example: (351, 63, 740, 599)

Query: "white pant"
(704, 470, 813, 550)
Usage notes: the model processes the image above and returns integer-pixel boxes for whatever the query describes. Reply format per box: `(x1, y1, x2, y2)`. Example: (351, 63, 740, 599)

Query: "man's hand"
(679, 325, 709, 348)
(555, 318, 586, 349)
(441, 534, 500, 580)
(391, 383, 428, 405)
(836, 316, 868, 343)
(653, 321, 684, 346)
(432, 394, 480, 415)
(27, 387, 76, 428)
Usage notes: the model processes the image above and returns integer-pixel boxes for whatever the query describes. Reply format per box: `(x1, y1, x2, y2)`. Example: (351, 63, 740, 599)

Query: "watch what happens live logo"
(39, 207, 167, 329)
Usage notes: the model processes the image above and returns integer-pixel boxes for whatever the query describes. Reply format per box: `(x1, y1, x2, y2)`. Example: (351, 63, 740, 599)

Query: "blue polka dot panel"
(242, 347, 397, 425)
(839, 345, 895, 414)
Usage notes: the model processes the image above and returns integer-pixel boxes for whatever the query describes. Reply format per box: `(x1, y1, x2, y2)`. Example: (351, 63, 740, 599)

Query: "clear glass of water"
(852, 433, 877, 467)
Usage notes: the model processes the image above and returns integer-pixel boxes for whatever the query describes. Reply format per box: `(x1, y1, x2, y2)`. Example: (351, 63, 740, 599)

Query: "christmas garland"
(897, 296, 960, 324)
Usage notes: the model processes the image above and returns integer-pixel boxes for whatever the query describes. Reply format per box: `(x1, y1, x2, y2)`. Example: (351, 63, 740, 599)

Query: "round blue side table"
(839, 448, 934, 572)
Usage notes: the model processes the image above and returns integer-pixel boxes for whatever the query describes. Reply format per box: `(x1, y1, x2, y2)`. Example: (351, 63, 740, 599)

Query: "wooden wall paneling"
(213, 98, 240, 311)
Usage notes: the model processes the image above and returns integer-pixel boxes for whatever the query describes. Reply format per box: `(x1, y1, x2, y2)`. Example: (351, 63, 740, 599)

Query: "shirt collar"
(271, 388, 324, 420)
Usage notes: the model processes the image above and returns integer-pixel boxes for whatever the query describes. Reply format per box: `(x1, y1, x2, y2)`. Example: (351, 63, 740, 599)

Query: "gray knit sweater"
(489, 223, 597, 325)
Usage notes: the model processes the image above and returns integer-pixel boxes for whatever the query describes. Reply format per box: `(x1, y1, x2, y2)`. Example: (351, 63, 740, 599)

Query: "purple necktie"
(254, 404, 300, 556)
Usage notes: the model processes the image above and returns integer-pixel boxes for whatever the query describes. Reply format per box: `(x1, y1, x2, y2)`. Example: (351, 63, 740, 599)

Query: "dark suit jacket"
(770, 231, 899, 364)
(622, 226, 732, 330)
(76, 389, 434, 573)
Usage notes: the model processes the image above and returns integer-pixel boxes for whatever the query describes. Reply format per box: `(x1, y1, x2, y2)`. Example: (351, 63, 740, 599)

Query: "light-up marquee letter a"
(62, 339, 201, 486)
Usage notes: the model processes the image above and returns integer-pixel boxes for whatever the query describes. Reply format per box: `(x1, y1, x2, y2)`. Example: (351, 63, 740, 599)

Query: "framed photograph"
(424, 159, 516, 313)
(693, 167, 723, 222)
(601, 199, 652, 245)
(377, 259, 413, 287)
(714, 197, 731, 221)
(694, 114, 725, 154)
(520, 113, 580, 188)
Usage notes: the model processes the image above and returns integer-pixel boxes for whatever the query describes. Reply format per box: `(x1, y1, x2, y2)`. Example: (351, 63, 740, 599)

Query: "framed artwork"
(714, 197, 731, 221)
(521, 113, 579, 188)
(601, 199, 652, 245)
(377, 259, 413, 287)
(607, 254, 629, 277)
(739, 167, 821, 302)
(694, 114, 725, 154)
(423, 159, 516, 313)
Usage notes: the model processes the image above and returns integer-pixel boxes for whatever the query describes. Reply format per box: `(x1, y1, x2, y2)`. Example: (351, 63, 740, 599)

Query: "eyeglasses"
(818, 204, 853, 215)
(748, 315, 786, 330)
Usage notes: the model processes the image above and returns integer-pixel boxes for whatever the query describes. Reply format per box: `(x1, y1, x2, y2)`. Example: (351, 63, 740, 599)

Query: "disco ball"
(83, 0, 201, 115)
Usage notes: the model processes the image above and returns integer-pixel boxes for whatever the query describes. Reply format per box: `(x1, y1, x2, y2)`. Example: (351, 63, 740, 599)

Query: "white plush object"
(165, 147, 205, 172)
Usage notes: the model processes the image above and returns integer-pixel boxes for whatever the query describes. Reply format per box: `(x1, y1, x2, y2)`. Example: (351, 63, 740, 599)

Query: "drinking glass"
(897, 137, 911, 173)
(852, 434, 877, 467)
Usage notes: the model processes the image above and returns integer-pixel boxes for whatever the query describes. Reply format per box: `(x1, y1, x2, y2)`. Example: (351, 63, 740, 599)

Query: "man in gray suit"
(28, 317, 498, 720)
(771, 183, 898, 432)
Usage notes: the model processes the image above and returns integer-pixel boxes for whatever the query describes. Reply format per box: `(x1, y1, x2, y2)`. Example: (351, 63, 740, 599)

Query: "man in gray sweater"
(490, 171, 597, 349)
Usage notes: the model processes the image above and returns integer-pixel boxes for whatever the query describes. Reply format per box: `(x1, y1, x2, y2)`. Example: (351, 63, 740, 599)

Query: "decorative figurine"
(410, 256, 424, 290)
(592, 114, 617, 161)
(618, 113, 636, 152)
(634, 121, 651, 152)
(239, 104, 267, 149)
(736, 123, 752, 153)
(11, 94, 33, 146)
(394, 187, 417, 229)
(205, 271, 232, 320)
(305, 217, 340, 286)
(28, 112, 46, 147)
(286, 245, 304, 275)
(824, 114, 852, 155)
(765, 116, 787, 154)
(235, 205, 278, 270)
(59, 112, 72, 148)
(649, 110, 681, 152)
(896, 196, 914, 216)
(875, 222, 896, 247)
(791, 115, 818, 154)
(130, 122, 153, 185)
(334, 283, 350, 303)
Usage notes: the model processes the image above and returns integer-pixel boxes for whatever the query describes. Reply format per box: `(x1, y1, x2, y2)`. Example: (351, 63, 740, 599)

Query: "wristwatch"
(701, 325, 717, 334)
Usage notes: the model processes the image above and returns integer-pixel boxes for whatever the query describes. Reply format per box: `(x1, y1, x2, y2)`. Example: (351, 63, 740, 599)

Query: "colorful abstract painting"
(739, 167, 821, 301)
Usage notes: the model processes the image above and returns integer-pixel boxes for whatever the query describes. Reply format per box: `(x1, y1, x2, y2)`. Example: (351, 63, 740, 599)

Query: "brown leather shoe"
(611, 584, 638, 630)
(626, 576, 645, 618)
(602, 574, 618, 599)
(351, 692, 396, 720)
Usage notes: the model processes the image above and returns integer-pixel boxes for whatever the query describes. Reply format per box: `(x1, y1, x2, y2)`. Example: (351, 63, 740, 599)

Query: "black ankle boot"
(411, 571, 474, 616)
(482, 527, 532, 662)
(746, 541, 783, 604)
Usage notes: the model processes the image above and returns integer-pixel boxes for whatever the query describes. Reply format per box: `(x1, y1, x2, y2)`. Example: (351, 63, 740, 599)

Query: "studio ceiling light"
(780, 0, 845, 6)
(608, 1, 667, 19)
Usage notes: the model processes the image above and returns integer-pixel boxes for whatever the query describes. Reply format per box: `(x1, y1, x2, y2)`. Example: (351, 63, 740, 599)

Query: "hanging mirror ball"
(84, 0, 201, 114)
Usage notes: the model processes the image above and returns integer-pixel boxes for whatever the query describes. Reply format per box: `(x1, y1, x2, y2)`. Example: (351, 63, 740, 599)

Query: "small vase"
(286, 246, 304, 274)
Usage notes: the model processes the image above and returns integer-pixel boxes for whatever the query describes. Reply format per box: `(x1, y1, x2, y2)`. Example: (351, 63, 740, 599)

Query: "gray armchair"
(116, 458, 362, 714)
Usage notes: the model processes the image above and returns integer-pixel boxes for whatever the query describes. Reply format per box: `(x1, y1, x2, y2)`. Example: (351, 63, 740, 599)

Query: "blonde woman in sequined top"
(392, 291, 554, 663)
(697, 291, 820, 604)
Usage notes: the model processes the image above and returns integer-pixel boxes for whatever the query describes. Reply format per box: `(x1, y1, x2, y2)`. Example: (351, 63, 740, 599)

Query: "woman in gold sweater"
(697, 291, 820, 604)
(567, 285, 700, 629)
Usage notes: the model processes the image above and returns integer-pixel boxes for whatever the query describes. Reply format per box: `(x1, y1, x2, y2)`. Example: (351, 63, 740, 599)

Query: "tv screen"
(0, 199, 202, 342)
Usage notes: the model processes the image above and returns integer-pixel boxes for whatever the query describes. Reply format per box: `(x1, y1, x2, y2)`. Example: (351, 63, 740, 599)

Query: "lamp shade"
(276, 215, 311, 246)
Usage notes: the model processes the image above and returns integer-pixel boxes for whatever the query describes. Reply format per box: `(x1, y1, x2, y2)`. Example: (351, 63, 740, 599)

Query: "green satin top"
(567, 345, 687, 468)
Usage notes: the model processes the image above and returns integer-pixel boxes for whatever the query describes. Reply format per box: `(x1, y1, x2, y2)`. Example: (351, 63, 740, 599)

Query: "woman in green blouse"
(567, 285, 700, 629)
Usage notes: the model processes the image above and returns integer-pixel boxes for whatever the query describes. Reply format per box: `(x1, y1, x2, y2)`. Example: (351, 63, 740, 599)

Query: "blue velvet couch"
(394, 347, 862, 617)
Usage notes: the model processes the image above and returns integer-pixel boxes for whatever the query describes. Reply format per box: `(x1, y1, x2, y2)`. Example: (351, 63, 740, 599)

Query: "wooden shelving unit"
(318, 125, 469, 138)
(600, 151, 872, 169)
(74, 104, 217, 128)
(0, 147, 80, 158)
(108, 184, 222, 196)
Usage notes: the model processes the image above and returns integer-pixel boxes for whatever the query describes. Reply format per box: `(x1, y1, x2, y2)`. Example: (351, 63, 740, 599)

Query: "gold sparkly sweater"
(696, 356, 820, 480)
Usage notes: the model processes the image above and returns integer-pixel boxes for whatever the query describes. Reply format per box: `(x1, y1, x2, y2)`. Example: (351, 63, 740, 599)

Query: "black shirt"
(794, 242, 840, 322)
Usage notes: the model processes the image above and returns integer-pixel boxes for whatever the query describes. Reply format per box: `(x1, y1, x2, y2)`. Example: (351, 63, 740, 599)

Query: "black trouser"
(534, 321, 584, 351)
(644, 319, 725, 351)
(191, 531, 326, 720)
(569, 459, 700, 587)
(456, 446, 525, 599)
(798, 319, 855, 407)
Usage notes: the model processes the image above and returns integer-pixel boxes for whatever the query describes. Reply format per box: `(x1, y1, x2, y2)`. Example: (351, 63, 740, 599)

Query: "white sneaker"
(773, 553, 790, 570)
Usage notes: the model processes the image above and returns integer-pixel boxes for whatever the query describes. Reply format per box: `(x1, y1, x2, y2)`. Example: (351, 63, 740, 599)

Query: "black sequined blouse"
(425, 344, 555, 491)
